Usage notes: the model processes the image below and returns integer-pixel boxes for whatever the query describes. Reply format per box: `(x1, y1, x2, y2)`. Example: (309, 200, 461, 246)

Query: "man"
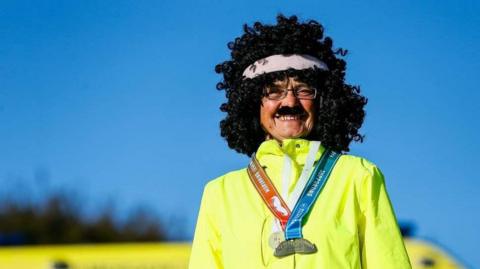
(189, 14, 411, 269)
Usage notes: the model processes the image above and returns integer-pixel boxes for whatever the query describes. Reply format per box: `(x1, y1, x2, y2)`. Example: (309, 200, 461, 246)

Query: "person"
(189, 14, 411, 269)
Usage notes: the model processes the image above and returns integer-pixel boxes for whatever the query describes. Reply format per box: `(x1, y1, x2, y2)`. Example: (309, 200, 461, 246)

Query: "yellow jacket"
(189, 139, 411, 269)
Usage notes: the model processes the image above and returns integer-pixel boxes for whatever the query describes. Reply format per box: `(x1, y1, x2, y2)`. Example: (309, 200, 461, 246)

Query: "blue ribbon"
(285, 150, 341, 240)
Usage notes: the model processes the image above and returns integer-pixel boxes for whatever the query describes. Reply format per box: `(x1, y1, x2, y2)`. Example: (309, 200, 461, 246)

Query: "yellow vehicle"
(0, 239, 466, 269)
(405, 238, 466, 269)
(0, 242, 191, 269)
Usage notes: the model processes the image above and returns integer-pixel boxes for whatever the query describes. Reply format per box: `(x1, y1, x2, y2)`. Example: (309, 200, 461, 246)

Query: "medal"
(274, 238, 317, 257)
(268, 231, 285, 249)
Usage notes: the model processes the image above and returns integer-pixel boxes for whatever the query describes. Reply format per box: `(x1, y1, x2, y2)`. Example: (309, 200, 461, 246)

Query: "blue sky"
(1, 0, 479, 266)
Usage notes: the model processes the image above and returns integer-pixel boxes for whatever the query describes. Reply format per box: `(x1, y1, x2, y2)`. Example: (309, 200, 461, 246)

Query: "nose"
(282, 89, 299, 107)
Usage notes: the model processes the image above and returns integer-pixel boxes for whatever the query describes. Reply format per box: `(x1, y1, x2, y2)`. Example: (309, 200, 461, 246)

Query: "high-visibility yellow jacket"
(189, 139, 411, 269)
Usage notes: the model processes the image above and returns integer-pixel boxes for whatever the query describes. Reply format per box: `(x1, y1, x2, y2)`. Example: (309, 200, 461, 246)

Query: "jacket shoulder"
(338, 153, 382, 177)
(203, 167, 249, 193)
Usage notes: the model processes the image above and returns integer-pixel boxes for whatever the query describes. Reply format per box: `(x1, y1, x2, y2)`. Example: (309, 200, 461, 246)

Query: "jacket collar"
(255, 138, 325, 166)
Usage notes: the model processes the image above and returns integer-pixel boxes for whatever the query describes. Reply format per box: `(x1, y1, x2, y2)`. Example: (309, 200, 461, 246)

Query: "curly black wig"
(215, 14, 367, 156)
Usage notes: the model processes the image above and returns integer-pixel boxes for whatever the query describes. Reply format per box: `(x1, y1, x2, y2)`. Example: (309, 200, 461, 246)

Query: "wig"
(215, 14, 367, 156)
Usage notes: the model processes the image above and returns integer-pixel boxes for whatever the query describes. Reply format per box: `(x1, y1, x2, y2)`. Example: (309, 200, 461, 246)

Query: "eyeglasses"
(263, 86, 317, 100)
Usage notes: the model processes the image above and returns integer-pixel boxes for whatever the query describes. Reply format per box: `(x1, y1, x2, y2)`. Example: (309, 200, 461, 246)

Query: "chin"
(278, 132, 307, 140)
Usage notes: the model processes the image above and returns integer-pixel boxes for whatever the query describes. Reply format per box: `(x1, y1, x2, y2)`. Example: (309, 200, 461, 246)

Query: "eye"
(295, 86, 316, 97)
(266, 86, 283, 94)
(264, 86, 285, 100)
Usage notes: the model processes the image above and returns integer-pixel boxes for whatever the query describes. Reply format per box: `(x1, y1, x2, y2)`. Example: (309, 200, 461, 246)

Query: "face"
(260, 77, 316, 141)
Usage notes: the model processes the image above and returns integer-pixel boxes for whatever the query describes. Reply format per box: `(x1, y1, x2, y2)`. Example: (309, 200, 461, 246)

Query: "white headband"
(242, 54, 329, 79)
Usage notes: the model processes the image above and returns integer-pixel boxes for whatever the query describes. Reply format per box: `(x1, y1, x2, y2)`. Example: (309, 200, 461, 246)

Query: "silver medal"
(274, 238, 317, 257)
(268, 231, 285, 249)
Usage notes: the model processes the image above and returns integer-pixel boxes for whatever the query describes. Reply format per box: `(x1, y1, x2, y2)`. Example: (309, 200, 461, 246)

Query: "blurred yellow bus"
(0, 242, 190, 269)
(0, 239, 466, 269)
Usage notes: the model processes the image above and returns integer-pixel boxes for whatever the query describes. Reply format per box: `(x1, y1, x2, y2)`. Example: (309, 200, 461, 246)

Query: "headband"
(242, 54, 329, 79)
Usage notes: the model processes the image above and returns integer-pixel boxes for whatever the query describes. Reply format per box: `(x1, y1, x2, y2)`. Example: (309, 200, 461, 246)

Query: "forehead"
(271, 76, 309, 86)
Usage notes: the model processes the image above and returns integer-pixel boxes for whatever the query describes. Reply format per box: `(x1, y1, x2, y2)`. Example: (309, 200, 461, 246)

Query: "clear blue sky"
(1, 0, 479, 266)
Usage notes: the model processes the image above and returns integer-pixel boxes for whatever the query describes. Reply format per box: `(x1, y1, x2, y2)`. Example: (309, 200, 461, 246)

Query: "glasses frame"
(262, 86, 318, 101)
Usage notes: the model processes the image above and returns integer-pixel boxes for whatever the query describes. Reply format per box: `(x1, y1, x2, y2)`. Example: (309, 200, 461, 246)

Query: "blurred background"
(0, 0, 478, 268)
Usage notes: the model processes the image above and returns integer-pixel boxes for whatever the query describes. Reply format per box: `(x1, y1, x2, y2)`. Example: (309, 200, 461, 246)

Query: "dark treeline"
(0, 191, 167, 245)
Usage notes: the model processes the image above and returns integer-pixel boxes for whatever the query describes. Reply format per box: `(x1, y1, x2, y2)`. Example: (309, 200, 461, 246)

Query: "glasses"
(263, 86, 317, 100)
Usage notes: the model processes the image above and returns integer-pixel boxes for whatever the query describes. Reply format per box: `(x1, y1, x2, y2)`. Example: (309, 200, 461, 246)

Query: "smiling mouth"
(275, 113, 305, 121)
(274, 105, 306, 121)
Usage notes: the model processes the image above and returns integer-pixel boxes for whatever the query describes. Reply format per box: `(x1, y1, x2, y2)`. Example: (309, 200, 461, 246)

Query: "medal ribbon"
(247, 157, 291, 230)
(285, 141, 321, 209)
(284, 150, 340, 240)
(247, 144, 340, 234)
(272, 141, 320, 234)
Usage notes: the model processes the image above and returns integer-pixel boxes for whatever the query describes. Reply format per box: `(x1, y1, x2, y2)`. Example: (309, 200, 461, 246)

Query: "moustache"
(275, 106, 306, 116)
